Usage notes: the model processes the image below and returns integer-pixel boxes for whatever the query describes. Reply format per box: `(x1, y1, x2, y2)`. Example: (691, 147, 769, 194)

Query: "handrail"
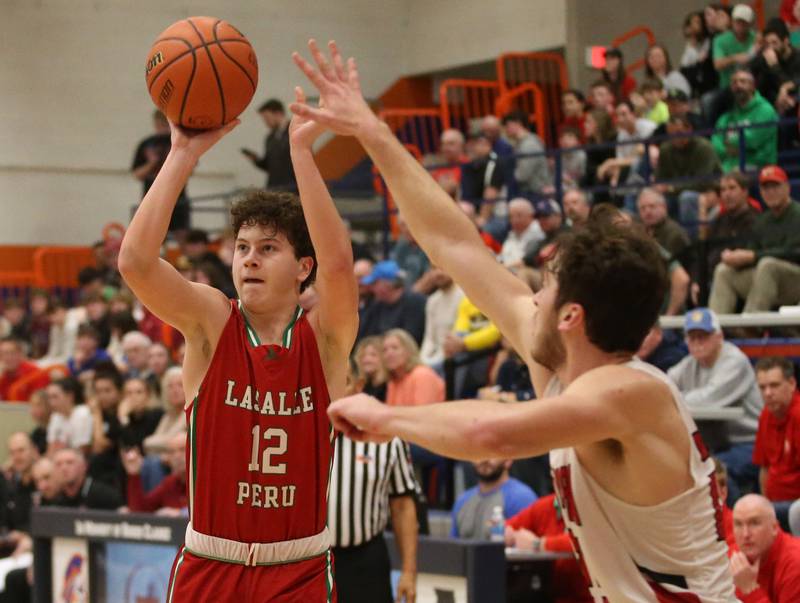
(611, 25, 656, 77)
(439, 79, 501, 130)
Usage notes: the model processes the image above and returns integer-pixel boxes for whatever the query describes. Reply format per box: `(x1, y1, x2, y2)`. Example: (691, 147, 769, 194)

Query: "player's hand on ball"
(328, 393, 392, 443)
(168, 118, 240, 160)
(291, 40, 379, 138)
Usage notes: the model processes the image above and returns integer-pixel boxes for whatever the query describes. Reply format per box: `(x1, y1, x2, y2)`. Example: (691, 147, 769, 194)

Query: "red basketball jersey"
(186, 300, 333, 543)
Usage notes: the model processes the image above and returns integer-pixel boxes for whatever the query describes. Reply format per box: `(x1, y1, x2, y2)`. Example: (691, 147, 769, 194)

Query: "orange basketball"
(145, 16, 258, 130)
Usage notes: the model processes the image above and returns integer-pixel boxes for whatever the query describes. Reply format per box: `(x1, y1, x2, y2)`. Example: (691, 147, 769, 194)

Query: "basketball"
(145, 16, 258, 130)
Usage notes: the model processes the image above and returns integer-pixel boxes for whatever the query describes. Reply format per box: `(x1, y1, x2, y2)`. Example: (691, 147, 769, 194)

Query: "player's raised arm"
(288, 86, 358, 363)
(290, 40, 545, 389)
(118, 122, 237, 336)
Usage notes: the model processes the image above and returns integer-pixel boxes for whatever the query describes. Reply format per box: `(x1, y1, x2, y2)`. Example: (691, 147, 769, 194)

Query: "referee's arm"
(390, 495, 417, 602)
(389, 440, 419, 602)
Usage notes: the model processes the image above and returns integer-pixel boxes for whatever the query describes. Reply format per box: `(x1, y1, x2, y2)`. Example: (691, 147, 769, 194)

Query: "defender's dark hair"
(553, 223, 668, 353)
(230, 190, 317, 291)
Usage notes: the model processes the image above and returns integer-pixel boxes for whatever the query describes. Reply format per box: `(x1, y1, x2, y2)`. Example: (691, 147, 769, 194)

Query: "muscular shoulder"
(565, 364, 677, 427)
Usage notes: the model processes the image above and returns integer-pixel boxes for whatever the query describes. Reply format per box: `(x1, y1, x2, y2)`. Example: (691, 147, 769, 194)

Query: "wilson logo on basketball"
(158, 79, 174, 108)
(145, 51, 163, 76)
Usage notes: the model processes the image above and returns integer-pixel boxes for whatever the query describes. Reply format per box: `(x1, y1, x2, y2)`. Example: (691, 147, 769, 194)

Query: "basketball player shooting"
(118, 86, 357, 600)
(292, 40, 738, 602)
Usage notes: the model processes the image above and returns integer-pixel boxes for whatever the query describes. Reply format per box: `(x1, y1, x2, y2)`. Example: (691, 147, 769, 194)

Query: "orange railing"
(496, 52, 568, 142)
(31, 247, 95, 288)
(378, 108, 443, 155)
(611, 25, 656, 77)
(495, 82, 548, 147)
(439, 79, 501, 131)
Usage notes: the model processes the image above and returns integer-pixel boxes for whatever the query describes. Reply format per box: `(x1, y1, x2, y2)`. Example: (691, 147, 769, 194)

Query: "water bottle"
(489, 505, 505, 542)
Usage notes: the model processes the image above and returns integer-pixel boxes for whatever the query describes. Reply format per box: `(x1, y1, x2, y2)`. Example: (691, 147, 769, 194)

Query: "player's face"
(233, 225, 312, 309)
(530, 268, 566, 372)
(733, 505, 778, 561)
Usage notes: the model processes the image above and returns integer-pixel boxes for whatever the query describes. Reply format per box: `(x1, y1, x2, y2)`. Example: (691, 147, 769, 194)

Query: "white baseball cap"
(732, 4, 754, 23)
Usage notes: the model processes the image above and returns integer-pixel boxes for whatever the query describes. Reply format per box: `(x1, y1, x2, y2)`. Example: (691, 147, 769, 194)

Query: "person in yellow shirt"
(443, 297, 502, 398)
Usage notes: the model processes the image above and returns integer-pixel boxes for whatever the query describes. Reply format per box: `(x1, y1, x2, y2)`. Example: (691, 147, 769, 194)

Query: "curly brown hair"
(553, 222, 667, 354)
(230, 190, 317, 291)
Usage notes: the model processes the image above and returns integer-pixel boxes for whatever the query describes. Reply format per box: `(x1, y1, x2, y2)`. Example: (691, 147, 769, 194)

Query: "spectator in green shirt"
(711, 68, 778, 172)
(713, 4, 757, 89)
(709, 165, 800, 313)
(656, 115, 722, 238)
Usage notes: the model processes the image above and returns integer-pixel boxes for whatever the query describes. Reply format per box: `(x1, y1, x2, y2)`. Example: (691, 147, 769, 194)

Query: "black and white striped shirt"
(328, 435, 419, 548)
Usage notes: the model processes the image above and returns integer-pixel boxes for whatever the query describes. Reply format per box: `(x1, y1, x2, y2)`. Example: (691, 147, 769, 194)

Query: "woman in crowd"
(681, 10, 717, 96)
(46, 376, 92, 456)
(383, 329, 445, 407)
(140, 366, 187, 490)
(117, 377, 163, 452)
(580, 109, 617, 201)
(145, 342, 172, 395)
(644, 44, 692, 97)
(28, 388, 50, 455)
(600, 47, 637, 102)
(87, 368, 124, 488)
(352, 336, 388, 401)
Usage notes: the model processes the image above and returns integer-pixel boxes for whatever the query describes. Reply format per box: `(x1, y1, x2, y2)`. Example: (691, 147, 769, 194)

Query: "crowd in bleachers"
(4, 2, 800, 600)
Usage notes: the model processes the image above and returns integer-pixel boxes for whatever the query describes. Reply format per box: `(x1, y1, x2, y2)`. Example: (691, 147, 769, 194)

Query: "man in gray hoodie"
(668, 308, 763, 500)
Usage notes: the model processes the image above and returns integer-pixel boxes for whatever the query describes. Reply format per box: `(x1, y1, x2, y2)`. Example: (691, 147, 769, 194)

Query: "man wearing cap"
(712, 66, 778, 173)
(709, 165, 800, 314)
(668, 308, 763, 499)
(522, 200, 568, 269)
(356, 260, 427, 345)
(655, 115, 721, 238)
(714, 5, 758, 90)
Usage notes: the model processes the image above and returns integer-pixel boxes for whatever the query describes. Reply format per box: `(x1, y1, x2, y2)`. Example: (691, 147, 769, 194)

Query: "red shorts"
(167, 547, 336, 602)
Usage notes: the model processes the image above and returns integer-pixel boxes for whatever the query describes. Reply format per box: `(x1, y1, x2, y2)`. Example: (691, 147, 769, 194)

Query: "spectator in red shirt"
(560, 90, 587, 141)
(730, 494, 800, 602)
(600, 47, 637, 102)
(753, 356, 800, 530)
(0, 337, 43, 402)
(430, 129, 468, 189)
(505, 493, 592, 603)
(121, 432, 187, 515)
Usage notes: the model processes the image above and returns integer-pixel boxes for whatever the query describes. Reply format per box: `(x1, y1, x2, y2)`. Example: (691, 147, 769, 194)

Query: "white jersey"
(548, 359, 737, 603)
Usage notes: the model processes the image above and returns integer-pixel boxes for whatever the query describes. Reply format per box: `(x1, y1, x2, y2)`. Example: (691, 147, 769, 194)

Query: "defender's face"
(232, 225, 311, 309)
(530, 268, 566, 372)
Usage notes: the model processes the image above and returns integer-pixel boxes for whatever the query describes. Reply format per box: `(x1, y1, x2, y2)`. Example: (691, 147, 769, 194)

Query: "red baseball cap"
(759, 165, 788, 184)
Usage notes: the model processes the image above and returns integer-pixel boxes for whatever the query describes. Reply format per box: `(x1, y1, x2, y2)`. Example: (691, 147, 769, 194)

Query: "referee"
(329, 433, 420, 603)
